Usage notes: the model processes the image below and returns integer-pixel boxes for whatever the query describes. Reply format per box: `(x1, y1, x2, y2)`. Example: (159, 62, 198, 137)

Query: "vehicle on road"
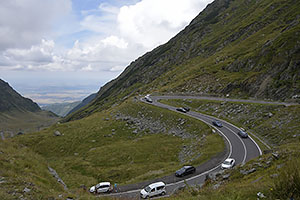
(175, 166, 196, 177)
(145, 95, 153, 103)
(140, 182, 166, 199)
(238, 130, 248, 138)
(212, 120, 223, 127)
(221, 158, 235, 169)
(176, 107, 190, 113)
(183, 107, 190, 112)
(89, 182, 112, 194)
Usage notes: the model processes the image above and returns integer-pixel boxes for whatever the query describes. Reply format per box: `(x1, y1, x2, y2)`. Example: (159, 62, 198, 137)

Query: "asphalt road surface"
(100, 95, 262, 199)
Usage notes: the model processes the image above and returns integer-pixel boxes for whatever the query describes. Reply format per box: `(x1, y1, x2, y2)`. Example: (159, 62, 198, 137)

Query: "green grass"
(159, 98, 300, 147)
(166, 142, 300, 200)
(0, 140, 70, 200)
(3, 98, 224, 198)
(0, 110, 59, 135)
(146, 0, 300, 98)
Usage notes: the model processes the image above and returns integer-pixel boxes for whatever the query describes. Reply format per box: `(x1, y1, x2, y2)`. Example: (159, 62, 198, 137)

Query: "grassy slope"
(167, 143, 300, 200)
(0, 140, 68, 200)
(0, 110, 59, 135)
(150, 0, 300, 98)
(67, 0, 300, 122)
(160, 99, 300, 146)
(160, 98, 300, 199)
(1, 98, 224, 198)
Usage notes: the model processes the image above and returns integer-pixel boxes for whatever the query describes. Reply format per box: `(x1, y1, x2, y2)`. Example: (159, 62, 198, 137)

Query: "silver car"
(221, 158, 235, 169)
(89, 182, 112, 194)
(238, 130, 248, 138)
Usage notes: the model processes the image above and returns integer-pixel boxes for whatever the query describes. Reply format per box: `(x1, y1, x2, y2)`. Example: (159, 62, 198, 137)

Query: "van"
(140, 181, 166, 199)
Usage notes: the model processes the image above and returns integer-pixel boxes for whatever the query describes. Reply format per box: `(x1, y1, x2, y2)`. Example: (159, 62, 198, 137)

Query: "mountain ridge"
(66, 93, 97, 116)
(66, 0, 300, 122)
(0, 79, 41, 113)
(0, 78, 59, 134)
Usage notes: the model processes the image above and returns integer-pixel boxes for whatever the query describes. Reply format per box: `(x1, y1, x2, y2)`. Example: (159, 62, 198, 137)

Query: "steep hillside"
(66, 0, 300, 122)
(1, 97, 223, 199)
(42, 101, 80, 117)
(0, 79, 59, 134)
(0, 79, 40, 112)
(66, 93, 97, 116)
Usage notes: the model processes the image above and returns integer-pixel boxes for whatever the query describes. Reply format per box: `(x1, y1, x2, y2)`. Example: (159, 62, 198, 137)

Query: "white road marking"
(193, 111, 262, 157)
(223, 126, 247, 164)
(193, 113, 247, 164)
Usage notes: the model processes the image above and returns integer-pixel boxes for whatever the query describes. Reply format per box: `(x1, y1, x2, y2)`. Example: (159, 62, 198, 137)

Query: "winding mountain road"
(100, 95, 262, 199)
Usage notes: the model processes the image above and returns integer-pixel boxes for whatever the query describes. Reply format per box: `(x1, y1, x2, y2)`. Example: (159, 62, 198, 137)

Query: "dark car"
(238, 130, 248, 138)
(212, 120, 223, 127)
(176, 107, 189, 113)
(183, 107, 190, 112)
(175, 166, 196, 177)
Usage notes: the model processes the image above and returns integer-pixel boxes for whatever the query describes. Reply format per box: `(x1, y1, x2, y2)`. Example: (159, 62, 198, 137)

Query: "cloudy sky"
(0, 0, 213, 104)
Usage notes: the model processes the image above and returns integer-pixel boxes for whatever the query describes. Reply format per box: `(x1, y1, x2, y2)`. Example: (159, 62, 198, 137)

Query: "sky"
(0, 0, 213, 104)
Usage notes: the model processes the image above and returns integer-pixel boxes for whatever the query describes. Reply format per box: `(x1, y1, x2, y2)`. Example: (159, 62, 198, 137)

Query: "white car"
(89, 182, 112, 194)
(145, 95, 153, 103)
(221, 158, 235, 169)
(140, 182, 166, 199)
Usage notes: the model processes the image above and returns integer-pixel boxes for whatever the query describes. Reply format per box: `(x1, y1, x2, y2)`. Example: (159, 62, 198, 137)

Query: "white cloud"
(0, 0, 212, 75)
(79, 3, 119, 35)
(64, 35, 142, 71)
(4, 39, 54, 63)
(102, 36, 128, 49)
(0, 35, 138, 73)
(110, 65, 126, 72)
(81, 64, 93, 71)
(118, 0, 213, 48)
(98, 3, 120, 14)
(0, 0, 72, 50)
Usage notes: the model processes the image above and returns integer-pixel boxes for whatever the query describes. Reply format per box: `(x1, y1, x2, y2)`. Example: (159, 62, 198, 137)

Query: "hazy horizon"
(0, 70, 109, 105)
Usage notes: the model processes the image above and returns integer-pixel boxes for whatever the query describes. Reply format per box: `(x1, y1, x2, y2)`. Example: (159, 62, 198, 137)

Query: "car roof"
(183, 165, 193, 169)
(99, 182, 110, 186)
(148, 182, 165, 188)
(225, 158, 234, 162)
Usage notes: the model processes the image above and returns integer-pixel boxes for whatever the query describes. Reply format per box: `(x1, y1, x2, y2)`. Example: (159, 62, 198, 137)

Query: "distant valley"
(41, 93, 97, 117)
(42, 101, 81, 117)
